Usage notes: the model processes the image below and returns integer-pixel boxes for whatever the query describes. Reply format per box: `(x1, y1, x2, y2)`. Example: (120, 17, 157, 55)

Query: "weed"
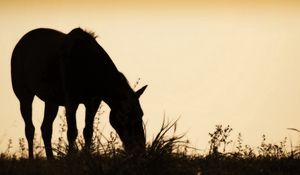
(1, 119, 300, 175)
(208, 125, 233, 157)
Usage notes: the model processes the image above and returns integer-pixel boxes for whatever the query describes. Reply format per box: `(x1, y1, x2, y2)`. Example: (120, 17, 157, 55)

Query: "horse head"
(109, 85, 147, 155)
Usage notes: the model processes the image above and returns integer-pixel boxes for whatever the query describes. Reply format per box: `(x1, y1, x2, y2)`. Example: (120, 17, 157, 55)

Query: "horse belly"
(24, 52, 65, 105)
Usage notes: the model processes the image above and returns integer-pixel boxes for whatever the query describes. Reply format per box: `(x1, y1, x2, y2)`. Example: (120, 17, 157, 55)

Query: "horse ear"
(135, 85, 147, 98)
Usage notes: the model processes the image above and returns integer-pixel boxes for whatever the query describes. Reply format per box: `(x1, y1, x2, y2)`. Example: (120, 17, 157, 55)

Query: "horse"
(11, 28, 147, 159)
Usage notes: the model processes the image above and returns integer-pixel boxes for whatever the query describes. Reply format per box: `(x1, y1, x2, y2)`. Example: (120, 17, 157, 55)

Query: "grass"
(0, 117, 300, 175)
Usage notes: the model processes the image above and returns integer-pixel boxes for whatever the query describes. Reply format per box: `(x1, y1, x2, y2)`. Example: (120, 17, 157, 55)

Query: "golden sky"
(1, 0, 300, 153)
(2, 0, 300, 9)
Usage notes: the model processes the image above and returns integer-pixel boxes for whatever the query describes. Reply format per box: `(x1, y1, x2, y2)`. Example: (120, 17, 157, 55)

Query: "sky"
(1, 0, 300, 153)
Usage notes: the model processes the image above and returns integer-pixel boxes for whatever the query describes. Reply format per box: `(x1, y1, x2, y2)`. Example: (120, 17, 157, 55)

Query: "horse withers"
(11, 28, 147, 159)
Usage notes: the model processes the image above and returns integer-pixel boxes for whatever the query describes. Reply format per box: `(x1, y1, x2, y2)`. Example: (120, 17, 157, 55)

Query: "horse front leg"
(65, 103, 79, 155)
(83, 99, 101, 152)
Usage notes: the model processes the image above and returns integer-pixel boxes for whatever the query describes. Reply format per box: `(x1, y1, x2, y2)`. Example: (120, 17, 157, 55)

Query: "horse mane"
(69, 28, 98, 40)
(84, 30, 98, 39)
(71, 28, 132, 91)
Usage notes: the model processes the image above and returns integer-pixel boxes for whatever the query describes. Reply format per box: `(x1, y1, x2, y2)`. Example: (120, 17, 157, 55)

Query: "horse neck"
(102, 74, 134, 109)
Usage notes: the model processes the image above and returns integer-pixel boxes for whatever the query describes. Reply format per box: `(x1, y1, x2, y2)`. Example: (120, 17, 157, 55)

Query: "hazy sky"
(1, 0, 300, 153)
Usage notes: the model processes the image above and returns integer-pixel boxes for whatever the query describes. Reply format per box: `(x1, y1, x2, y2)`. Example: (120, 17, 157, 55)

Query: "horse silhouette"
(11, 28, 147, 159)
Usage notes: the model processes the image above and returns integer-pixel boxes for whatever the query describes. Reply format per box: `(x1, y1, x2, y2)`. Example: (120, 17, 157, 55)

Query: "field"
(1, 118, 299, 175)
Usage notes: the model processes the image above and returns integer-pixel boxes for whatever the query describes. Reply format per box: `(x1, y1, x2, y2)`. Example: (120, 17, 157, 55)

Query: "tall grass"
(1, 116, 300, 175)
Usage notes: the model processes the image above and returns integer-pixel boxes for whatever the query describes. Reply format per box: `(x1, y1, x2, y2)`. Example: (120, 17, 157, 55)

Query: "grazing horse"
(11, 28, 147, 159)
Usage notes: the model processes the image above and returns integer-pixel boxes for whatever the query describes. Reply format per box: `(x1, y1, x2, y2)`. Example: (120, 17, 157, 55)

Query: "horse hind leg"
(19, 95, 35, 159)
(41, 102, 58, 159)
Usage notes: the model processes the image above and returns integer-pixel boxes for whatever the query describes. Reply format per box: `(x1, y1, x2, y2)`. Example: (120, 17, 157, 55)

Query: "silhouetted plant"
(18, 138, 26, 158)
(257, 134, 288, 158)
(0, 139, 14, 159)
(49, 107, 124, 159)
(208, 125, 233, 156)
(242, 144, 256, 158)
(52, 115, 68, 158)
(1, 120, 300, 175)
(33, 136, 45, 158)
(231, 132, 251, 158)
(147, 117, 186, 155)
(287, 128, 300, 158)
(234, 133, 243, 157)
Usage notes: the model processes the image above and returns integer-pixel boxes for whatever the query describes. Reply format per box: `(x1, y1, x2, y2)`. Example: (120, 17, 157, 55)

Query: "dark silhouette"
(11, 28, 147, 159)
